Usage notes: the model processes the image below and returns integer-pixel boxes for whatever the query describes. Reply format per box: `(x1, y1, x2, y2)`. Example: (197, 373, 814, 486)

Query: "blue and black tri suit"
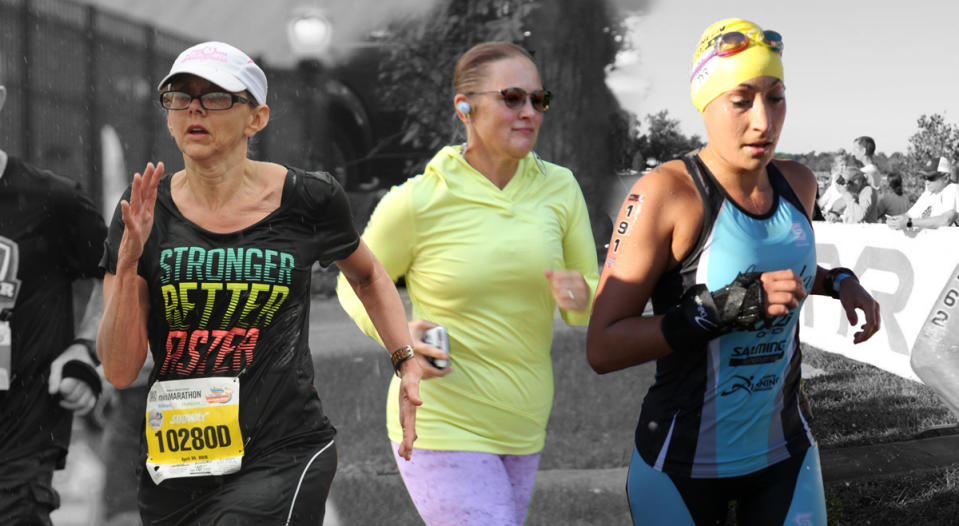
(627, 155, 827, 526)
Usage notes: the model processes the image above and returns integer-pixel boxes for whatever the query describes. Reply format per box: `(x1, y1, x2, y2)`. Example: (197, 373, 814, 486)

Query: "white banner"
(803, 222, 959, 382)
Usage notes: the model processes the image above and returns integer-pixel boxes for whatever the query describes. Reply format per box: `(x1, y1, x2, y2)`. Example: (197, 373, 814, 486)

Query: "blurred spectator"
(875, 172, 910, 218)
(839, 167, 879, 223)
(852, 136, 882, 189)
(887, 157, 959, 230)
(819, 155, 851, 220)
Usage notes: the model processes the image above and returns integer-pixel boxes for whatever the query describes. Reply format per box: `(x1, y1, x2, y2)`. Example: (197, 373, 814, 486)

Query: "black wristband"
(661, 284, 720, 352)
(907, 217, 913, 228)
(391, 345, 414, 376)
(72, 337, 99, 365)
(823, 266, 858, 299)
(61, 359, 103, 398)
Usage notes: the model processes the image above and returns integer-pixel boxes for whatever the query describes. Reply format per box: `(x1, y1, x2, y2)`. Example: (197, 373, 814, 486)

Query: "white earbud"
(456, 101, 471, 116)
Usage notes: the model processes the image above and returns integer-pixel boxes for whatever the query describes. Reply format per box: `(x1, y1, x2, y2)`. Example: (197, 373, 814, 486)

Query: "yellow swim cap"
(690, 18, 784, 113)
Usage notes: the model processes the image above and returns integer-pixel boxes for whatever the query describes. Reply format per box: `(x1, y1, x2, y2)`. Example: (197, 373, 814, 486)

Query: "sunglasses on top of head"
(466, 87, 551, 113)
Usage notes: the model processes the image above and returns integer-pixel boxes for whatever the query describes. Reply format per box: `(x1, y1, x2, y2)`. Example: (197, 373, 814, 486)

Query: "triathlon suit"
(0, 156, 107, 524)
(627, 155, 826, 525)
(102, 167, 358, 525)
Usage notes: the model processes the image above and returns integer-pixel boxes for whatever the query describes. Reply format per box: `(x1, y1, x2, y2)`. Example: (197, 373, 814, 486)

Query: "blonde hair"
(452, 41, 535, 95)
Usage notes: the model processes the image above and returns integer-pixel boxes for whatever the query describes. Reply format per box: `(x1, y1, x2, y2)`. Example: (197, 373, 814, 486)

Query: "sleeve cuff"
(61, 360, 103, 398)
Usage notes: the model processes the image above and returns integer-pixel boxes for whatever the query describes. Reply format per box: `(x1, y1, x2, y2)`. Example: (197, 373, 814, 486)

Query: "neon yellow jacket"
(336, 145, 599, 454)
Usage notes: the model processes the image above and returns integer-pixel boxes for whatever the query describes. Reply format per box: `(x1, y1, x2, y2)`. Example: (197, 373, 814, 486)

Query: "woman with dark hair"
(97, 41, 422, 524)
(587, 19, 880, 525)
(876, 172, 910, 217)
(337, 41, 598, 525)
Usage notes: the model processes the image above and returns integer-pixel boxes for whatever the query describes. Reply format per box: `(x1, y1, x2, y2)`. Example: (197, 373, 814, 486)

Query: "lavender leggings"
(391, 442, 541, 526)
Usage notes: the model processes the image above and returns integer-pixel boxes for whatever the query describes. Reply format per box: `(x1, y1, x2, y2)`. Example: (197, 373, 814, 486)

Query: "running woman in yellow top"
(337, 41, 599, 526)
(587, 19, 880, 526)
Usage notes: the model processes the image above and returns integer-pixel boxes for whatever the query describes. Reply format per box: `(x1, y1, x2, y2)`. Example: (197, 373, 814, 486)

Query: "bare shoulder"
(772, 158, 816, 189)
(772, 158, 817, 213)
(634, 159, 699, 199)
(614, 159, 703, 267)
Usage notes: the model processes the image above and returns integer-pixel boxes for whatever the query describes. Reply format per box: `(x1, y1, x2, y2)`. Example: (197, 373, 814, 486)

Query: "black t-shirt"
(0, 156, 107, 466)
(101, 167, 359, 474)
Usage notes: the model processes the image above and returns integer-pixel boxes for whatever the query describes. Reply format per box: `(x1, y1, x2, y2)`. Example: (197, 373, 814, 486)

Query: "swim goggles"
(690, 30, 784, 82)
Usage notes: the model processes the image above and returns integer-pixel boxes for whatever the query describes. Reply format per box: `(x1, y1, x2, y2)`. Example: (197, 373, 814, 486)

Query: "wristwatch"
(391, 345, 414, 376)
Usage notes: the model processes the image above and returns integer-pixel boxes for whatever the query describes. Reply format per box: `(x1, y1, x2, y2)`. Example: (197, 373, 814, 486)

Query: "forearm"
(811, 265, 830, 296)
(97, 264, 149, 388)
(348, 264, 412, 353)
(335, 273, 381, 342)
(586, 314, 673, 373)
(913, 211, 957, 229)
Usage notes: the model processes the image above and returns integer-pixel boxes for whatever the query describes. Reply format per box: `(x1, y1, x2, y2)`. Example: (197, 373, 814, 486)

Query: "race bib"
(145, 377, 243, 484)
(0, 321, 10, 390)
(0, 236, 22, 392)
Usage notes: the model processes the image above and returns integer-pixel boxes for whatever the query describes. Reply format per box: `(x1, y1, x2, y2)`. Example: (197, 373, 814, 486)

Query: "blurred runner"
(0, 75, 107, 524)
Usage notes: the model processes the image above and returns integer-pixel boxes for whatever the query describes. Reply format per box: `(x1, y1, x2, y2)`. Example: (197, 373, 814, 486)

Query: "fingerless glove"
(661, 272, 766, 353)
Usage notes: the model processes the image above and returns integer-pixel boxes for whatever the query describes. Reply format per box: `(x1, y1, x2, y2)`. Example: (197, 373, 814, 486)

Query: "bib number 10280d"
(152, 425, 232, 453)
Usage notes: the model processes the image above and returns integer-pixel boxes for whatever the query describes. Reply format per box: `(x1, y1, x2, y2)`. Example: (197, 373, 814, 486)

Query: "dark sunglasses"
(466, 87, 551, 112)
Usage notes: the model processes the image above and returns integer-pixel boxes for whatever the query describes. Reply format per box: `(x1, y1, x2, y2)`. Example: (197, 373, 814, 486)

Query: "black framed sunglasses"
(466, 87, 551, 112)
(160, 90, 252, 111)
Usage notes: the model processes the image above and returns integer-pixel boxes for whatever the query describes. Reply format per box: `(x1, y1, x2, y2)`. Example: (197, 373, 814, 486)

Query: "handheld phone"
(423, 326, 450, 369)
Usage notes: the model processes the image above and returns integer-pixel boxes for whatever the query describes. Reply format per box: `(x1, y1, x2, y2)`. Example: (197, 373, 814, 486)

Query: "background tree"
(634, 109, 705, 167)
(776, 151, 835, 174)
(375, 0, 645, 241)
(907, 113, 959, 166)
(899, 113, 959, 200)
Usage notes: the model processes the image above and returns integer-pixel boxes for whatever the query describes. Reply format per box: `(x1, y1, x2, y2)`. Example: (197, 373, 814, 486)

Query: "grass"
(801, 344, 959, 525)
(802, 344, 957, 447)
(825, 467, 959, 526)
(315, 311, 959, 525)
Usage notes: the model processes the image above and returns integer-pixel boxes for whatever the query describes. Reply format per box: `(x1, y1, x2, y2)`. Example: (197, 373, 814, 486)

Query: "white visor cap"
(157, 41, 267, 105)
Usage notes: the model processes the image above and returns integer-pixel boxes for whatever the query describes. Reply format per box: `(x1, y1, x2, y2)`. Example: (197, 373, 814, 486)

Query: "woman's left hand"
(545, 269, 589, 312)
(838, 278, 881, 344)
(395, 358, 423, 461)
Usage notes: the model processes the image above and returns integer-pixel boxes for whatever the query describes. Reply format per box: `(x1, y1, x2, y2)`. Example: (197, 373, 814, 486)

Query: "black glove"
(661, 272, 766, 353)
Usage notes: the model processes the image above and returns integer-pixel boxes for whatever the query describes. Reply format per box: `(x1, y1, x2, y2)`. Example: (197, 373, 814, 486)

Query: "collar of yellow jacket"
(424, 145, 544, 197)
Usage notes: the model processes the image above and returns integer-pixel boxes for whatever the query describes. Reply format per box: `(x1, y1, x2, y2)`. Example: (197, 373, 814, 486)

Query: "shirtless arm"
(586, 161, 697, 373)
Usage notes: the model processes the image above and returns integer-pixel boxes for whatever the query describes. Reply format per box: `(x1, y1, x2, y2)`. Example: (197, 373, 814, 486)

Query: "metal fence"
(0, 0, 354, 213)
(1, 0, 187, 205)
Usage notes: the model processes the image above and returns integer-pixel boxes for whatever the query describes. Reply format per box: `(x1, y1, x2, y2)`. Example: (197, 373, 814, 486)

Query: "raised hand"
(117, 162, 164, 266)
